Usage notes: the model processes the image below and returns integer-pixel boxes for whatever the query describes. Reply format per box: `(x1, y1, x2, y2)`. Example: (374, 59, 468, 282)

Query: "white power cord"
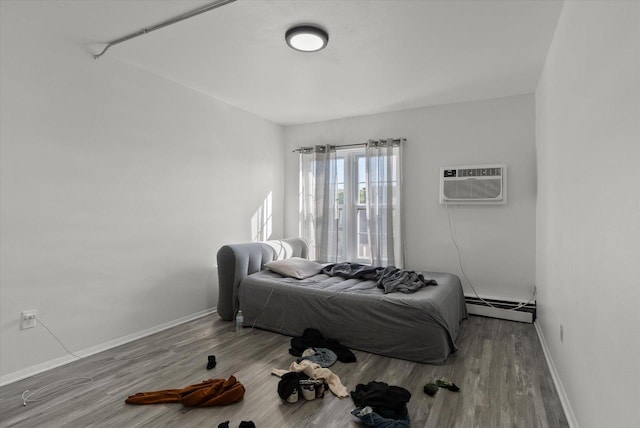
(20, 316, 93, 405)
(36, 316, 84, 360)
(22, 377, 93, 406)
(21, 313, 201, 405)
(445, 202, 536, 311)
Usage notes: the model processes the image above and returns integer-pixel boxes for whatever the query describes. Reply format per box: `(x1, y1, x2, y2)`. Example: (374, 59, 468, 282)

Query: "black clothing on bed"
(350, 381, 412, 420)
(321, 263, 437, 294)
(289, 328, 357, 363)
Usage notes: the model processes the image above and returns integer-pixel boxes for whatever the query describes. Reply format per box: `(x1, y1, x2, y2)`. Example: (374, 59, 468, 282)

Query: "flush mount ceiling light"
(285, 25, 329, 52)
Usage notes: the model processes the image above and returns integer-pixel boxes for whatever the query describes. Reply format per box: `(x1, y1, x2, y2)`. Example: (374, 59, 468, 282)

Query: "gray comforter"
(238, 269, 467, 364)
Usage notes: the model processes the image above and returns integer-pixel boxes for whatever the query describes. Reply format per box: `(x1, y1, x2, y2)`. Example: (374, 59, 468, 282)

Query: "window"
(299, 140, 403, 267)
(335, 149, 370, 263)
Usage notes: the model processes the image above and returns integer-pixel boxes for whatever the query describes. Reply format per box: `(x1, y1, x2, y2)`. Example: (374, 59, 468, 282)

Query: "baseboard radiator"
(465, 296, 536, 323)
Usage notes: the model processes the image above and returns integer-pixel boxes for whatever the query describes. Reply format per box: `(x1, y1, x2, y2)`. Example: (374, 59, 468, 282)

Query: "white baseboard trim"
(464, 295, 536, 323)
(534, 320, 579, 428)
(0, 308, 217, 387)
(466, 303, 534, 323)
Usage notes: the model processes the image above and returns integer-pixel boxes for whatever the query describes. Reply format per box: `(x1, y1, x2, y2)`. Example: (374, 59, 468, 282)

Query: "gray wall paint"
(0, 10, 284, 379)
(284, 94, 537, 302)
(535, 2, 640, 427)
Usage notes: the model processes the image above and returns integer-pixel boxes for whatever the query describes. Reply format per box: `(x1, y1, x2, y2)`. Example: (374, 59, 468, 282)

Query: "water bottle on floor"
(235, 310, 244, 334)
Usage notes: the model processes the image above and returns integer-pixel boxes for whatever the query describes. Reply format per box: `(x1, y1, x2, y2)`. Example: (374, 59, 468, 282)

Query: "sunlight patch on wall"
(251, 192, 273, 242)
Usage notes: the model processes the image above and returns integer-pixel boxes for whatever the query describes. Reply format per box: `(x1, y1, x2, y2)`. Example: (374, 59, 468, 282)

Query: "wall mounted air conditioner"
(439, 164, 506, 205)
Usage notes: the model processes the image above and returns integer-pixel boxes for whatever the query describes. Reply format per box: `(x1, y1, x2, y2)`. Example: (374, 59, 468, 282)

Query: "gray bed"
(217, 238, 467, 364)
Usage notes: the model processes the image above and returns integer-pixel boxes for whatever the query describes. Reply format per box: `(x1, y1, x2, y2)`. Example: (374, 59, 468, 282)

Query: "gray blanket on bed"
(321, 263, 437, 294)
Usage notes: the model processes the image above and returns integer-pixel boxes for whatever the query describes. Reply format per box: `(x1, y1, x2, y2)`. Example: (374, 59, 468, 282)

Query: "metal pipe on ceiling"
(93, 0, 237, 59)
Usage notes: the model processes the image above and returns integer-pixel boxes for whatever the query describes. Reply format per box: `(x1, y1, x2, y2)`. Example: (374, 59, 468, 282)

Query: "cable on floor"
(21, 377, 94, 406)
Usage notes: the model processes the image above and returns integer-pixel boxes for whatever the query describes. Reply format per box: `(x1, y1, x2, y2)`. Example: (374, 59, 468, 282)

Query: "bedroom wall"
(535, 2, 640, 427)
(283, 94, 537, 303)
(0, 5, 284, 382)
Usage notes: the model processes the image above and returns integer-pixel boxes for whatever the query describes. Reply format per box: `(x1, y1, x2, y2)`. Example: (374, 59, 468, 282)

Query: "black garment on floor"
(350, 381, 411, 420)
(289, 328, 357, 363)
(277, 372, 298, 400)
(277, 372, 310, 400)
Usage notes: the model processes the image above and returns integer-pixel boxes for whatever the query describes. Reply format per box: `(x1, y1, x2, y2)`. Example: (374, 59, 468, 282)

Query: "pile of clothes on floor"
(272, 328, 412, 427)
(272, 327, 461, 428)
(272, 328, 355, 402)
(350, 381, 411, 427)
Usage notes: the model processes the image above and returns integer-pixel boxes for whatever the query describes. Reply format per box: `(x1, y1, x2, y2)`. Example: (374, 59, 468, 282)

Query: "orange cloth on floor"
(125, 376, 245, 407)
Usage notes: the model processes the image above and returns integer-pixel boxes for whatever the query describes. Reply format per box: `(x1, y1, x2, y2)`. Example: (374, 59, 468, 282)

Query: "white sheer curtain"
(299, 145, 339, 262)
(365, 139, 404, 268)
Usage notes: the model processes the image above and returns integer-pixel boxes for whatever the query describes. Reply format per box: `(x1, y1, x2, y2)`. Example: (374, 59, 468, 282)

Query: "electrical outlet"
(560, 324, 564, 343)
(21, 310, 37, 330)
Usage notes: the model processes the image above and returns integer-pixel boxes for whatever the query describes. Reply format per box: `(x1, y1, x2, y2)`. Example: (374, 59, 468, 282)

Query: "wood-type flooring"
(0, 315, 569, 427)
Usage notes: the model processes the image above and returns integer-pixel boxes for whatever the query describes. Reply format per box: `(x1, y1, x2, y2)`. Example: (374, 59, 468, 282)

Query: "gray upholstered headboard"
(216, 238, 308, 321)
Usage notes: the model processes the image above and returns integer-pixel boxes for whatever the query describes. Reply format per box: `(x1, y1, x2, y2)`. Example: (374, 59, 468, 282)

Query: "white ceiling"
(11, 0, 564, 125)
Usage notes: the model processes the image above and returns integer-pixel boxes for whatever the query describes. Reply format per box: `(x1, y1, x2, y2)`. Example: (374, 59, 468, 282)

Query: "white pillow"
(264, 257, 323, 279)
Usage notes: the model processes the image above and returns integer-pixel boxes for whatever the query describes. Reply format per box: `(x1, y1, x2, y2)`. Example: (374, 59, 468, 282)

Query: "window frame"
(337, 148, 371, 264)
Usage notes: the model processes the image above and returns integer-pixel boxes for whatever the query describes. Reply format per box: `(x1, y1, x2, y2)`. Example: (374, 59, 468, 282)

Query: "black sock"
(423, 383, 439, 396)
(218, 422, 229, 428)
(239, 422, 255, 428)
(207, 355, 217, 370)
